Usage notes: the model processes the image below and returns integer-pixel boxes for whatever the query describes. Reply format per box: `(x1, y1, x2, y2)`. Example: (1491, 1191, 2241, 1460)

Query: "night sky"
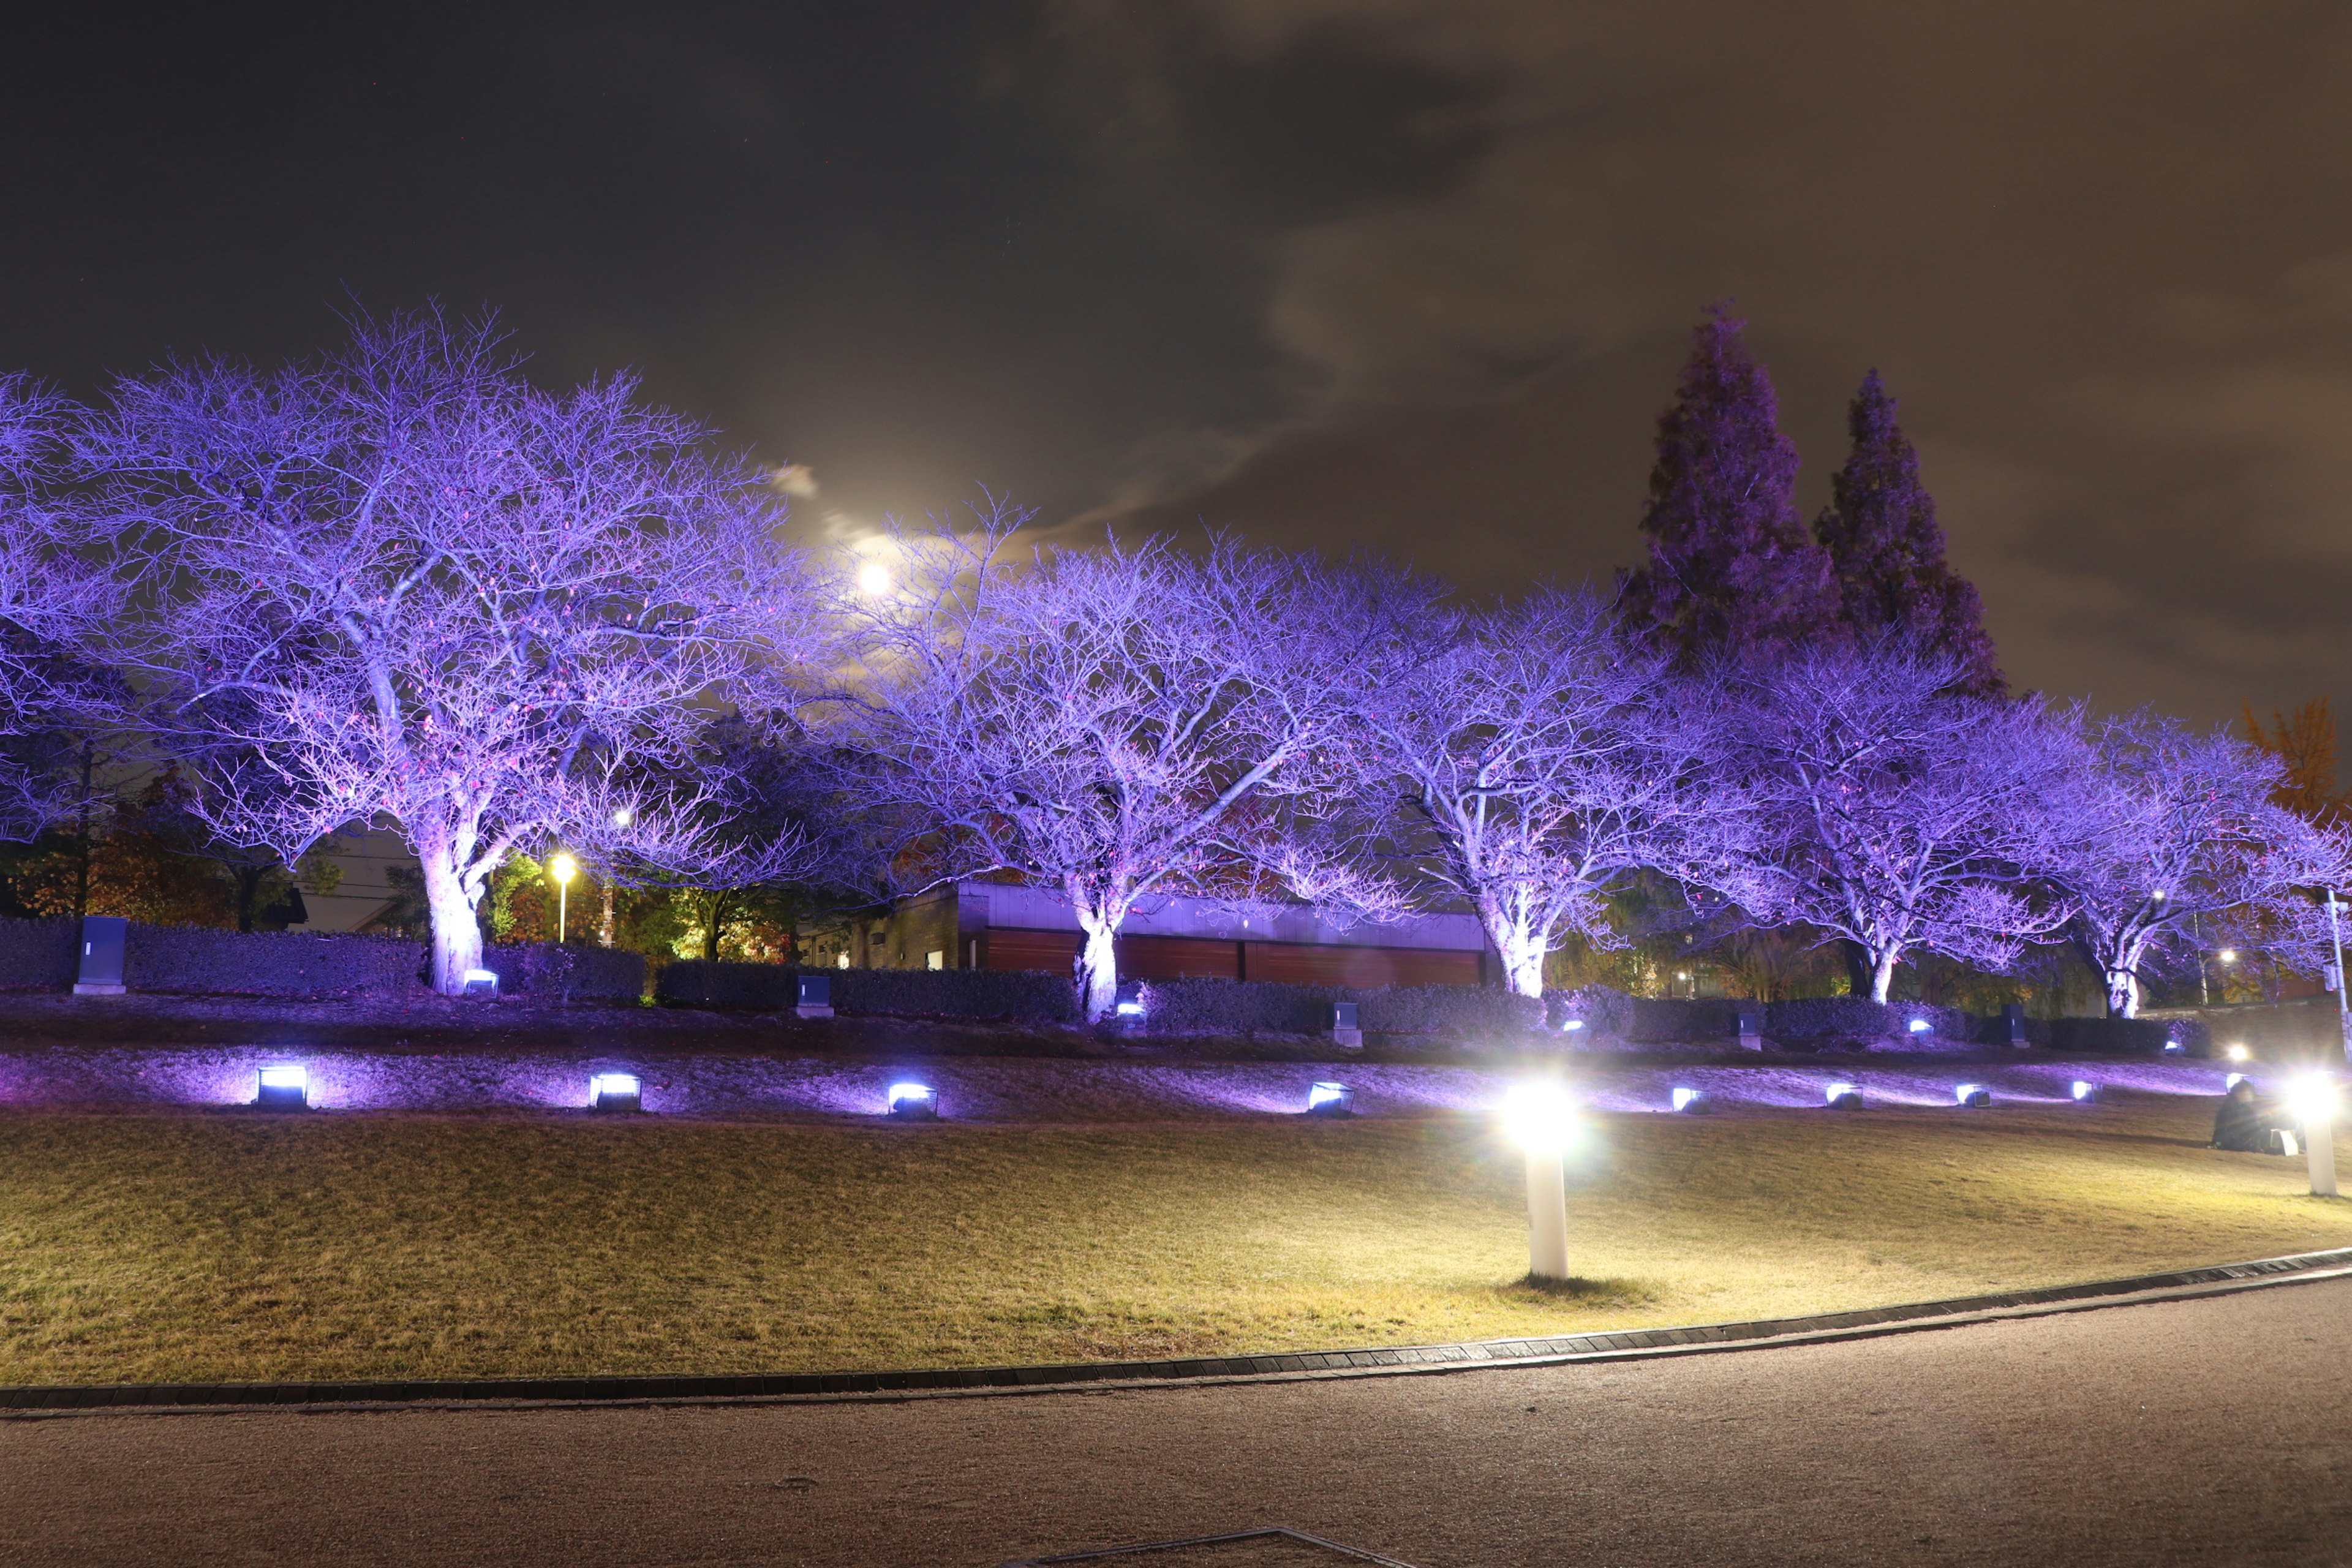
(7, 2, 2348, 725)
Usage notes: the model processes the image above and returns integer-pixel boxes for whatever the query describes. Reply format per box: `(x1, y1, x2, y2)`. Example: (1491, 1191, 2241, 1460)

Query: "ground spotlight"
(2225, 1072, 2250, 1091)
(1114, 981, 1146, 1019)
(2162, 1038, 2185, 1054)
(1954, 1082, 1992, 1108)
(1305, 1081, 1354, 1117)
(461, 967, 499, 998)
(255, 1065, 308, 1110)
(1907, 1017, 1931, 1035)
(2071, 1080, 2099, 1102)
(1670, 1086, 1713, 1114)
(1825, 1081, 1863, 1110)
(589, 1072, 641, 1113)
(887, 1081, 939, 1120)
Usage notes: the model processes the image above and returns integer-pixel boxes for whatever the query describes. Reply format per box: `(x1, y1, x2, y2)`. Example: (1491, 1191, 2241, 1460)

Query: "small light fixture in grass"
(1670, 1086, 1712, 1114)
(461, 967, 499, 998)
(2071, 1080, 2100, 1102)
(887, 1081, 939, 1120)
(1305, 1081, 1354, 1117)
(589, 1072, 641, 1113)
(255, 1065, 308, 1110)
(1825, 1081, 1863, 1110)
(1954, 1082, 1992, 1108)
(1114, 982, 1146, 1019)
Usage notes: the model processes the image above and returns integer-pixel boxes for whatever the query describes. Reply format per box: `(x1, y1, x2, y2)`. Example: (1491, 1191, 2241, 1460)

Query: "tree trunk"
(1486, 915, 1547, 999)
(420, 848, 486, 995)
(2105, 967, 2139, 1019)
(1869, 947, 1899, 1005)
(1839, 938, 1873, 998)
(1074, 916, 1119, 1022)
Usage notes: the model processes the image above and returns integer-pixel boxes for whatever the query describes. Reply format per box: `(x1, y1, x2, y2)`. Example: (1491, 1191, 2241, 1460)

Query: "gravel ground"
(4, 1275, 2348, 1567)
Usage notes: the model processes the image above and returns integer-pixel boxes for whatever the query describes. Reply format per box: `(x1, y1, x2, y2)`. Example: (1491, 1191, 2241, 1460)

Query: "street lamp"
(548, 852, 578, 944)
(2288, 1074, 2339, 1198)
(1502, 1082, 1578, 1282)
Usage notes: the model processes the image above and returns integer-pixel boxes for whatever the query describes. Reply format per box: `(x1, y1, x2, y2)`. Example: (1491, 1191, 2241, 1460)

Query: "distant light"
(2226, 1043, 2250, 1062)
(2218, 948, 2238, 964)
(1670, 1087, 1712, 1114)
(1675, 971, 1690, 981)
(1955, 1082, 1992, 1107)
(1907, 1017, 1931, 1035)
(2288, 1074, 2339, 1126)
(2151, 889, 2168, 901)
(255, 1065, 307, 1110)
(589, 1072, 641, 1112)
(856, 562, 892, 596)
(2225, 1072, 2249, 1090)
(2163, 1039, 2185, 1054)
(1562, 1019, 1586, 1031)
(462, 967, 499, 998)
(1306, 1081, 1354, 1116)
(836, 953, 850, 969)
(548, 851, 577, 886)
(1825, 1081, 1863, 1109)
(887, 1081, 938, 1120)
(2070, 1080, 2098, 1102)
(612, 807, 633, 827)
(1501, 1082, 1578, 1150)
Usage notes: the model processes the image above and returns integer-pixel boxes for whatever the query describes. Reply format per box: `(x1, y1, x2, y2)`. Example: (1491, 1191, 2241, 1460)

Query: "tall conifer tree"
(1619, 307, 1839, 664)
(1815, 370, 2005, 696)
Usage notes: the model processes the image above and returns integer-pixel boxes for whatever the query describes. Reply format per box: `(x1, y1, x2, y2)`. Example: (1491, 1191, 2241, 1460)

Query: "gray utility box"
(1329, 1000, 1362, 1050)
(2003, 1003, 2029, 1047)
(796, 973, 834, 1019)
(1736, 1008, 1763, 1050)
(74, 916, 127, 996)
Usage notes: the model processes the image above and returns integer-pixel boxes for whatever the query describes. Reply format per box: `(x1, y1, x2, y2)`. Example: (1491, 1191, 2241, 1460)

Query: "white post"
(1502, 1082, 1577, 1283)
(1524, 1147, 1569, 1281)
(2293, 1074, 2340, 1198)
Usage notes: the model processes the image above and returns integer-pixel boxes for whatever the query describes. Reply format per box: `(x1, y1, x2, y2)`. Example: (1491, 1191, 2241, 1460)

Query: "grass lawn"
(2, 1095, 2348, 1385)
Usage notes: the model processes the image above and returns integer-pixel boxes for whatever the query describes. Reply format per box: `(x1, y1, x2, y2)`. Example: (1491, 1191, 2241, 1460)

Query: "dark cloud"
(2, 1, 2346, 723)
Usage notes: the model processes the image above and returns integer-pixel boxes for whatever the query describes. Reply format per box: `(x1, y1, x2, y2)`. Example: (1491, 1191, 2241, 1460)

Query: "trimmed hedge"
(1625, 997, 1749, 1044)
(655, 961, 1081, 1023)
(123, 925, 425, 998)
(0, 918, 77, 991)
(1766, 997, 1968, 1046)
(1138, 977, 1543, 1038)
(2046, 1016, 2176, 1054)
(1549, 985, 1634, 1039)
(485, 942, 646, 1003)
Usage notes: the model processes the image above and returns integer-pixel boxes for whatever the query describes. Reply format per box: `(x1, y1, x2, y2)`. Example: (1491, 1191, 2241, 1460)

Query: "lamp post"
(1502, 1082, 1577, 1281)
(601, 809, 631, 949)
(549, 852, 578, 944)
(2329, 891, 2351, 1065)
(2290, 1074, 2339, 1199)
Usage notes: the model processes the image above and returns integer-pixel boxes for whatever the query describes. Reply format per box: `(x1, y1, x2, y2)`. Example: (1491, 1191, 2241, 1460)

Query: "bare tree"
(1349, 588, 1743, 998)
(2054, 710, 2348, 1017)
(1721, 638, 2079, 1001)
(85, 308, 818, 992)
(0, 373, 115, 842)
(839, 514, 1429, 1020)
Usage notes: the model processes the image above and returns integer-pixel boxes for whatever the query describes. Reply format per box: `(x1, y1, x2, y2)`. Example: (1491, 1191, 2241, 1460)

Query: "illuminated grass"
(1, 1096, 2347, 1384)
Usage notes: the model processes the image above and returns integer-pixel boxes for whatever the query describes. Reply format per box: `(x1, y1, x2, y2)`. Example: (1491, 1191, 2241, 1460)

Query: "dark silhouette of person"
(2212, 1079, 2274, 1152)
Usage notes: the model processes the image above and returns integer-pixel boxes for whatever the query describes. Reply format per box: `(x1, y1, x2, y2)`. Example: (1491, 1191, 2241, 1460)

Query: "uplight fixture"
(1955, 1083, 1992, 1109)
(1305, 1082, 1354, 1117)
(1825, 1081, 1863, 1109)
(589, 1072, 641, 1113)
(1670, 1086, 1712, 1114)
(887, 1081, 938, 1120)
(2070, 1080, 2098, 1102)
(255, 1065, 307, 1110)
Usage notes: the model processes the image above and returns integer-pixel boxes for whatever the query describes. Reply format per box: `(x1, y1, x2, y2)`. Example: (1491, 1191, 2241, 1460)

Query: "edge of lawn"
(7, 1242, 2350, 1414)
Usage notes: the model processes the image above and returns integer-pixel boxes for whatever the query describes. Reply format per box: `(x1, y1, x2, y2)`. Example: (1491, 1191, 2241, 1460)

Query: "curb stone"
(7, 1244, 2351, 1416)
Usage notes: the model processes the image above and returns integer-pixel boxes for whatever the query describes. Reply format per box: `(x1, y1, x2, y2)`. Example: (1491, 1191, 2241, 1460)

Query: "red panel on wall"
(1116, 935, 1242, 981)
(1242, 943, 1483, 989)
(985, 928, 1083, 974)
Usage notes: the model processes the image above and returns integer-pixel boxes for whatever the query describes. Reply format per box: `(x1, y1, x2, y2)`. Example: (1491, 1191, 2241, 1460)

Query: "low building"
(804, 880, 1493, 987)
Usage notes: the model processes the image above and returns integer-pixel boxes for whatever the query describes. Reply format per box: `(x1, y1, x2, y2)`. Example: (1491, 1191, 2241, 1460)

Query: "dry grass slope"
(1, 1096, 2345, 1384)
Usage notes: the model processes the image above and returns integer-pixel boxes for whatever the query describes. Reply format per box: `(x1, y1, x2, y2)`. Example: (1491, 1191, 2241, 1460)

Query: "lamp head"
(549, 852, 578, 886)
(1501, 1082, 1578, 1152)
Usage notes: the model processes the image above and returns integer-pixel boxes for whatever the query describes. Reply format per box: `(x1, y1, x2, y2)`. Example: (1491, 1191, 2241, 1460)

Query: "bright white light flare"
(1501, 1082, 1578, 1151)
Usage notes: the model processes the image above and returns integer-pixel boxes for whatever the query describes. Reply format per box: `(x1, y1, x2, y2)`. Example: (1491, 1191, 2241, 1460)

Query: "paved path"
(7, 1276, 2351, 1567)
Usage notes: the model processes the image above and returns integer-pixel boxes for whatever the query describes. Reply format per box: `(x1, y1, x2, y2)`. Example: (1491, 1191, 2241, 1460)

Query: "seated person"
(2212, 1079, 2275, 1152)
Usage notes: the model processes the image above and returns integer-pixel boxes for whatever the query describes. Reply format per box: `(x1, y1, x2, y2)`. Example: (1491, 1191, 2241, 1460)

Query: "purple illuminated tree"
(1619, 307, 1840, 665)
(0, 374, 115, 842)
(86, 309, 820, 993)
(1814, 371, 2003, 696)
(1349, 588, 1751, 997)
(840, 514, 1427, 1020)
(1720, 637, 2078, 1001)
(2053, 710, 2347, 1017)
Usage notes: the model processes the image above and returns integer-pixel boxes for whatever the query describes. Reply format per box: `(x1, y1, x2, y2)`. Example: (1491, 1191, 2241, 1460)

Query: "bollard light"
(1954, 1082, 1992, 1108)
(2071, 1080, 2099, 1102)
(548, 851, 578, 944)
(1825, 1081, 1863, 1109)
(255, 1065, 308, 1110)
(1502, 1083, 1577, 1282)
(589, 1072, 641, 1113)
(1305, 1081, 1354, 1117)
(2288, 1074, 2339, 1197)
(887, 1081, 938, 1120)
